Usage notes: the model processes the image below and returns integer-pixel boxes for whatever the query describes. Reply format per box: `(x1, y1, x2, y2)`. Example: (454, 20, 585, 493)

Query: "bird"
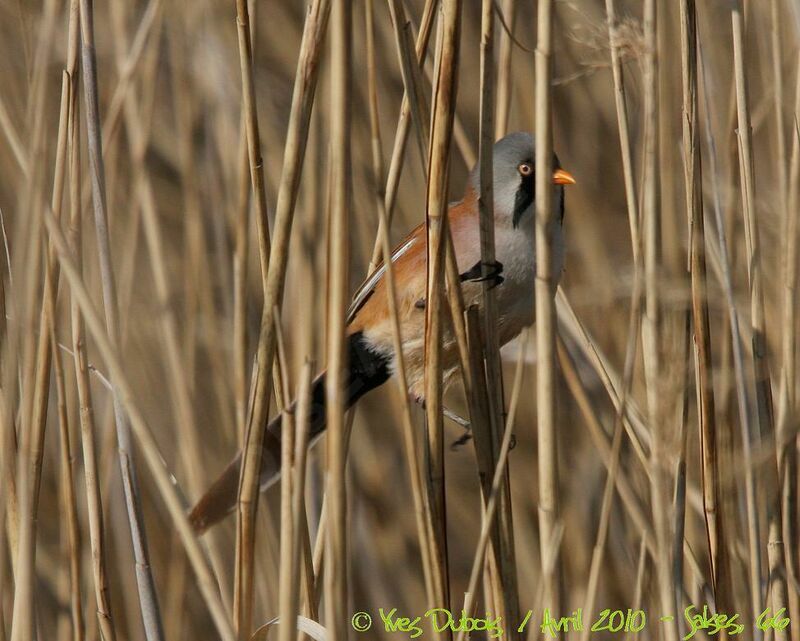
(189, 131, 575, 533)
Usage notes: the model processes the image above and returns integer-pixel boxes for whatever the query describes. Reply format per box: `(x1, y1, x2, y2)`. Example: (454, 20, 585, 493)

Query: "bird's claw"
(450, 431, 472, 450)
(460, 260, 504, 289)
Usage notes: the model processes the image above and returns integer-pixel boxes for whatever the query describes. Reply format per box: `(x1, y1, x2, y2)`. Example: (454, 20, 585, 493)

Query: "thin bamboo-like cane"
(578, 267, 643, 641)
(234, 4, 330, 639)
(494, 0, 515, 138)
(557, 337, 655, 556)
(365, 0, 437, 605)
(697, 39, 763, 624)
(294, 362, 318, 623)
(42, 205, 235, 641)
(731, 2, 788, 632)
(233, 2, 330, 630)
(533, 0, 561, 615)
(387, 0, 430, 181)
(678, 0, 729, 608)
(276, 360, 313, 641)
(604, 0, 640, 260)
(78, 2, 165, 639)
(369, 0, 437, 268)
(66, 63, 117, 641)
(641, 2, 677, 636)
(779, 60, 800, 624)
(52, 322, 84, 641)
(230, 0, 275, 633)
(29, 71, 70, 515)
(770, 0, 788, 211)
(8, 1, 60, 634)
(424, 0, 462, 620)
(477, 1, 520, 632)
(324, 1, 351, 639)
(455, 330, 528, 641)
(41, 47, 82, 638)
(276, 325, 296, 641)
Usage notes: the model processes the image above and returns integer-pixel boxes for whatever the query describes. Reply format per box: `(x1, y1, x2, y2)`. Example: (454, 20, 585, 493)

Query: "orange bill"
(552, 168, 576, 185)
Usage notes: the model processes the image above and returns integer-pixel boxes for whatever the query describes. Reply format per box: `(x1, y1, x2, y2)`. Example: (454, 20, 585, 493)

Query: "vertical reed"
(533, 0, 561, 617)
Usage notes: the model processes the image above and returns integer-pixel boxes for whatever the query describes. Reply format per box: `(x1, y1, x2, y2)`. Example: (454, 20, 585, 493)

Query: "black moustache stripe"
(512, 173, 534, 228)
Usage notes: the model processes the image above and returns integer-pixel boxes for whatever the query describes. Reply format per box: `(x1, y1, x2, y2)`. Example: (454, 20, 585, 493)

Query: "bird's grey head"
(467, 131, 574, 229)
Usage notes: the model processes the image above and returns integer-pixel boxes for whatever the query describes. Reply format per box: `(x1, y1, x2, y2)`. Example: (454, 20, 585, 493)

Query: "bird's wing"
(346, 232, 420, 325)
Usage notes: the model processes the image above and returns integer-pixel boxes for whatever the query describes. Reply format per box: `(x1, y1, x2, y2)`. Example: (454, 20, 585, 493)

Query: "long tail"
(188, 331, 390, 533)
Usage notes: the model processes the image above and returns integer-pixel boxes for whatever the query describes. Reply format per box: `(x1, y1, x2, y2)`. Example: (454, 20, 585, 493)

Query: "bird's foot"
(460, 260, 504, 290)
(445, 407, 471, 450)
(412, 396, 472, 449)
(450, 430, 472, 450)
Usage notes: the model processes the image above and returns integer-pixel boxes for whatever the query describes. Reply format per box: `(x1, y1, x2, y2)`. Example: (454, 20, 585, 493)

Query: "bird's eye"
(518, 162, 533, 176)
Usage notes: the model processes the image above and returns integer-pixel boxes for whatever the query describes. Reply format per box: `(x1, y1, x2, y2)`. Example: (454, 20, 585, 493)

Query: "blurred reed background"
(0, 0, 798, 640)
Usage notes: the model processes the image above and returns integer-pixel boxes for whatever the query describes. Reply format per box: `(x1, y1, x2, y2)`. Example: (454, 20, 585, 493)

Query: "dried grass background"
(0, 0, 798, 640)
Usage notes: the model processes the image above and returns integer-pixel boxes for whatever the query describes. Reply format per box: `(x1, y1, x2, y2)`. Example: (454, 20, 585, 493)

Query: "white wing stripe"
(346, 236, 417, 323)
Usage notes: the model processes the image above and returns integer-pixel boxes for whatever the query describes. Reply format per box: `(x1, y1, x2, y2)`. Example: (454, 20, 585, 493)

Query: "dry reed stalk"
(233, 123, 250, 443)
(107, 15, 238, 614)
(455, 329, 528, 641)
(556, 291, 651, 461)
(369, 0, 437, 268)
(678, 0, 729, 608)
(640, 1, 677, 636)
(231, 0, 275, 632)
(780, 58, 800, 623)
(163, 533, 188, 641)
(387, 0, 430, 181)
(419, 53, 476, 169)
(97, 0, 162, 148)
(29, 69, 70, 515)
(556, 337, 655, 555)
(276, 348, 296, 641)
(770, 0, 788, 210)
(560, 325, 715, 603)
(622, 539, 649, 641)
(295, 364, 318, 623)
(0, 95, 27, 175)
(461, 309, 501, 607)
(233, 1, 330, 630)
(641, 0, 661, 428)
(41, 57, 82, 633)
(276, 361, 314, 641)
(603, 0, 639, 258)
(494, 0, 516, 138)
(477, 0, 501, 505)
(235, 3, 332, 638)
(107, 0, 206, 503)
(234, 0, 270, 289)
(423, 0, 463, 620)
(324, 1, 351, 639)
(697, 38, 763, 624)
(78, 2, 165, 638)
(382, 0, 473, 420)
(6, 0, 59, 625)
(9, 2, 67, 636)
(0, 416, 8, 641)
(533, 0, 561, 615)
(52, 321, 84, 641)
(731, 2, 788, 631)
(64, 16, 116, 636)
(578, 265, 642, 641)
(476, 1, 521, 631)
(365, 0, 437, 604)
(41, 204, 235, 641)
(308, 410, 358, 610)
